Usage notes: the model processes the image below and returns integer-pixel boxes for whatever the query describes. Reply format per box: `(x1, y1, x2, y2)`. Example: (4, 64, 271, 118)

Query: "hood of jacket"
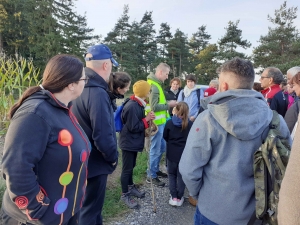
(172, 115, 182, 127)
(147, 72, 163, 85)
(207, 89, 272, 141)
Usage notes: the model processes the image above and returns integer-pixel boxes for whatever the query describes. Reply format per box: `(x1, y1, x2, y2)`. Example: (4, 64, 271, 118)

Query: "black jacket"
(2, 91, 90, 225)
(72, 67, 118, 177)
(284, 100, 300, 133)
(163, 117, 192, 162)
(164, 87, 182, 116)
(119, 96, 148, 152)
(269, 91, 289, 117)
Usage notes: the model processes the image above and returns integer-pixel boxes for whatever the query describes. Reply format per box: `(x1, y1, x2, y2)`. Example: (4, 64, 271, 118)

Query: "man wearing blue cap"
(72, 44, 119, 225)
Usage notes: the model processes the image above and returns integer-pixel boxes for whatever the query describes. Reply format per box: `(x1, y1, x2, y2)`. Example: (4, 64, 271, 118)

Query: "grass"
(102, 149, 149, 221)
(0, 179, 6, 204)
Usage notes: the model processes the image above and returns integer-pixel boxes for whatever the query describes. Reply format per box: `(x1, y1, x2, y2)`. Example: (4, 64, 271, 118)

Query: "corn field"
(0, 56, 41, 134)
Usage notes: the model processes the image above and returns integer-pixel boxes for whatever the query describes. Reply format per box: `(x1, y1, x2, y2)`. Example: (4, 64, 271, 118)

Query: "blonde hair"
(173, 102, 189, 131)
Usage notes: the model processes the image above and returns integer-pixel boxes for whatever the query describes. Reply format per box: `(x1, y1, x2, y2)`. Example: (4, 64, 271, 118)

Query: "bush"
(0, 56, 40, 134)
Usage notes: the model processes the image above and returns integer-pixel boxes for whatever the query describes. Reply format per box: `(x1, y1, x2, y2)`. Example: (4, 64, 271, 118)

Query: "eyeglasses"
(260, 76, 271, 79)
(79, 78, 89, 84)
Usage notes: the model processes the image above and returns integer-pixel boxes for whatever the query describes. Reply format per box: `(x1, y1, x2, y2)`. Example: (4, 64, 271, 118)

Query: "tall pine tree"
(253, 1, 300, 73)
(218, 20, 251, 61)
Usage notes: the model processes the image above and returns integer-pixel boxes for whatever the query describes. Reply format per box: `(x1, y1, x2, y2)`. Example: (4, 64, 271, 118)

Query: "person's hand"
(190, 116, 195, 122)
(168, 100, 177, 108)
(145, 111, 155, 121)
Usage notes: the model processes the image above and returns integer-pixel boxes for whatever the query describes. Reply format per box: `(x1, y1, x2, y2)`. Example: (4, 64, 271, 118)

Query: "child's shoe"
(177, 197, 184, 206)
(169, 196, 178, 206)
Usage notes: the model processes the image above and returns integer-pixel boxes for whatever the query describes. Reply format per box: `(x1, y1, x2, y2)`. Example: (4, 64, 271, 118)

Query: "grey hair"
(209, 79, 219, 89)
(287, 66, 300, 77)
(266, 67, 284, 85)
(156, 63, 170, 72)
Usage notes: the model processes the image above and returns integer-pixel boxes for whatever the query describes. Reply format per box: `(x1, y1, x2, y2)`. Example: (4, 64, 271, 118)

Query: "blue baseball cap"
(85, 44, 119, 67)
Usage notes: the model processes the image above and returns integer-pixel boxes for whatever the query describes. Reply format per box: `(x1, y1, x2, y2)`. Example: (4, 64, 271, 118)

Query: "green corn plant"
(0, 56, 41, 134)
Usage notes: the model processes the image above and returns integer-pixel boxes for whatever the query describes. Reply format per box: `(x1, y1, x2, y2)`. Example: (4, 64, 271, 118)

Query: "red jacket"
(261, 84, 282, 104)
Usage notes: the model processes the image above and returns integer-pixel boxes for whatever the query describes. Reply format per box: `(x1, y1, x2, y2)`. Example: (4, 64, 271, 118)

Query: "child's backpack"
(114, 98, 130, 132)
(248, 111, 291, 225)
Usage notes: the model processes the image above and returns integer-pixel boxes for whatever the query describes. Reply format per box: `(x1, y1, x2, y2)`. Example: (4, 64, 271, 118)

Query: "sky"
(74, 0, 300, 55)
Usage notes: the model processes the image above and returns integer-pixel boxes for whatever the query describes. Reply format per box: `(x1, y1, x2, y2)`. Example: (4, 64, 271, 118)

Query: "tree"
(0, 0, 97, 68)
(218, 20, 251, 61)
(156, 23, 172, 60)
(167, 29, 191, 78)
(189, 25, 211, 54)
(104, 5, 131, 62)
(189, 25, 211, 75)
(253, 1, 300, 73)
(137, 11, 157, 75)
(195, 44, 220, 84)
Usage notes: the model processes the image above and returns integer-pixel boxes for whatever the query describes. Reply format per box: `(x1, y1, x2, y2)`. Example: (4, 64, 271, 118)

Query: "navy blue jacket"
(119, 96, 148, 152)
(72, 67, 118, 177)
(163, 117, 192, 162)
(269, 91, 289, 117)
(2, 91, 90, 225)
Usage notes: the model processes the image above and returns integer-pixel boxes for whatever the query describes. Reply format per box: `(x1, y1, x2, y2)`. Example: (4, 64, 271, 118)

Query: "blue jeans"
(147, 124, 166, 178)
(194, 206, 219, 225)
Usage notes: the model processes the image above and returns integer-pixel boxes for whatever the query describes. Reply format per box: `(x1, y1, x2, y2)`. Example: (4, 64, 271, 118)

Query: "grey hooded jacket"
(179, 89, 291, 225)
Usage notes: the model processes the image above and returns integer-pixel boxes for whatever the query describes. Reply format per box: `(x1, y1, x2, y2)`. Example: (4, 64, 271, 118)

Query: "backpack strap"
(182, 91, 185, 100)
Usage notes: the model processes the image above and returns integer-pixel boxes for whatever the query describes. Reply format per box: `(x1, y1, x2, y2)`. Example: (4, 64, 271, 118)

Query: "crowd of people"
(1, 43, 299, 225)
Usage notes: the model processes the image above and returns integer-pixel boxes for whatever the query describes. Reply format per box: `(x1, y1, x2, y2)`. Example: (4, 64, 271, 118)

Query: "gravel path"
(105, 177, 195, 225)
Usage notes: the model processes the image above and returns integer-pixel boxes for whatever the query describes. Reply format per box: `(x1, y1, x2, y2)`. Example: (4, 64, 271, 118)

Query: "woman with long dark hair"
(1, 54, 90, 225)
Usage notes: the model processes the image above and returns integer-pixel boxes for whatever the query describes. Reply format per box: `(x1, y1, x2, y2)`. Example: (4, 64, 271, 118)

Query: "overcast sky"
(74, 0, 300, 55)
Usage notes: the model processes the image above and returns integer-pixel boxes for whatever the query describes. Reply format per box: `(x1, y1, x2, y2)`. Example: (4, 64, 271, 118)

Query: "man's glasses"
(79, 78, 89, 84)
(260, 76, 270, 79)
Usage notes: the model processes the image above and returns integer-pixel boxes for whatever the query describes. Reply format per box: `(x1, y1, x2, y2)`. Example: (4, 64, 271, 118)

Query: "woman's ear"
(67, 83, 75, 91)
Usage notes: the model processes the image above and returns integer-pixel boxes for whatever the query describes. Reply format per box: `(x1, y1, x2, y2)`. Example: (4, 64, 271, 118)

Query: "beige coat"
(278, 116, 300, 224)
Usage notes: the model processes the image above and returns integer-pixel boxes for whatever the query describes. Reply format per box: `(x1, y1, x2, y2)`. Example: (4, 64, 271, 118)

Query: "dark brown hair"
(185, 74, 197, 83)
(170, 77, 182, 87)
(173, 102, 189, 131)
(9, 54, 83, 118)
(108, 72, 131, 94)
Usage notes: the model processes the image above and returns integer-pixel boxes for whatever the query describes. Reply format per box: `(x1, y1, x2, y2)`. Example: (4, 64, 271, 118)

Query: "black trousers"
(121, 150, 138, 193)
(167, 159, 185, 199)
(79, 174, 108, 225)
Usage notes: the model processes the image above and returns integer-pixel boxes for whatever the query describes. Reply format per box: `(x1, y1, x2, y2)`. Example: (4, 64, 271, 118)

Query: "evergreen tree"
(189, 25, 211, 75)
(195, 44, 220, 84)
(218, 20, 251, 61)
(253, 1, 300, 73)
(156, 23, 172, 60)
(137, 11, 157, 75)
(167, 29, 191, 78)
(0, 0, 97, 68)
(189, 25, 211, 54)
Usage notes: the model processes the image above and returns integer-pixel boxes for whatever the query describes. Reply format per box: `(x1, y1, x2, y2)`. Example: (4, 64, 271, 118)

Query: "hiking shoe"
(128, 184, 145, 198)
(120, 193, 138, 209)
(177, 197, 184, 206)
(169, 197, 178, 206)
(156, 170, 168, 178)
(146, 177, 165, 187)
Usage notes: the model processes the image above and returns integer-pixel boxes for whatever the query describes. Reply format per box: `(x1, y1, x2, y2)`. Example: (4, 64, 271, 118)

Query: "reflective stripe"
(154, 114, 166, 120)
(147, 79, 170, 125)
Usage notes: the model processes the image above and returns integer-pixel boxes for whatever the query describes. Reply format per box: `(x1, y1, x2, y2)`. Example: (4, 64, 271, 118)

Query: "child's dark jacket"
(119, 96, 149, 152)
(163, 116, 192, 162)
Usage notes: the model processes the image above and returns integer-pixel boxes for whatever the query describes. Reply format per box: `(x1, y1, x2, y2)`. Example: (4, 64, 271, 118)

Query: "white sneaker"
(169, 197, 178, 206)
(177, 197, 184, 206)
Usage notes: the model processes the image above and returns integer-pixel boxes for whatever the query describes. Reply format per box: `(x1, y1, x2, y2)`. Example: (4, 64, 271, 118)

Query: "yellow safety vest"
(146, 79, 170, 125)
